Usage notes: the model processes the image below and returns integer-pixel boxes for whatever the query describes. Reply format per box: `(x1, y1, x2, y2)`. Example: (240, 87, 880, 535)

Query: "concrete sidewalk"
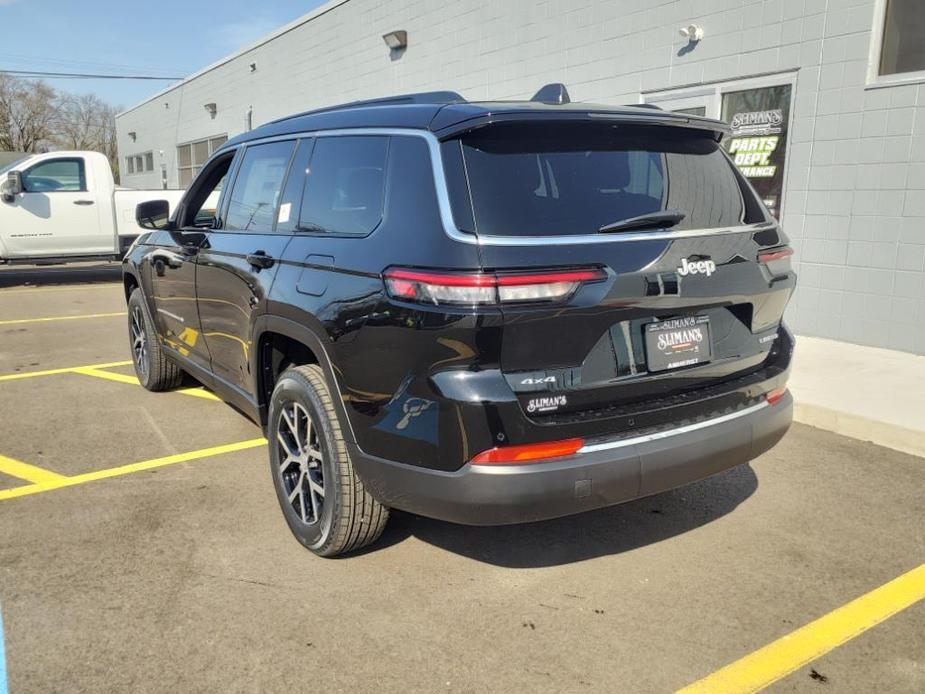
(790, 336, 925, 458)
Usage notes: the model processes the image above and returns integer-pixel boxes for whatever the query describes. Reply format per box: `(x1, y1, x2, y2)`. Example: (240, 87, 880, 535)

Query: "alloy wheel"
(276, 402, 325, 525)
(130, 306, 148, 381)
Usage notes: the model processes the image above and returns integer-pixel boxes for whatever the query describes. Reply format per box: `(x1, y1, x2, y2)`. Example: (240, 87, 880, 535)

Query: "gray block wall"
(116, 0, 925, 355)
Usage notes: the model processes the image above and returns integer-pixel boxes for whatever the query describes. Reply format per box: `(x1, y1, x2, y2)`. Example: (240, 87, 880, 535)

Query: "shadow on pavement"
(369, 463, 758, 567)
(0, 263, 122, 289)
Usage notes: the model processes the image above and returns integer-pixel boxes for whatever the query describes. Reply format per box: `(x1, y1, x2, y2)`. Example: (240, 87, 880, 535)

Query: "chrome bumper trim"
(578, 401, 769, 454)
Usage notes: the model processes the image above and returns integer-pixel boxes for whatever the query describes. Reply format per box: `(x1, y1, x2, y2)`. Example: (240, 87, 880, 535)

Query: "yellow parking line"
(175, 386, 221, 401)
(0, 438, 267, 501)
(0, 311, 124, 326)
(71, 367, 139, 385)
(0, 454, 67, 485)
(677, 563, 925, 694)
(0, 360, 132, 382)
(72, 366, 221, 401)
(0, 283, 120, 295)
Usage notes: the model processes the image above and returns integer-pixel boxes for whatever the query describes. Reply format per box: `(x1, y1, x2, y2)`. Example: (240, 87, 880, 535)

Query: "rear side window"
(299, 136, 388, 235)
(21, 158, 86, 192)
(224, 141, 295, 231)
(450, 123, 746, 237)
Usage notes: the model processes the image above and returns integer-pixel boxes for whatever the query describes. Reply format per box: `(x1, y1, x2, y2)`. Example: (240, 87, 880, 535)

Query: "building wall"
(116, 0, 925, 355)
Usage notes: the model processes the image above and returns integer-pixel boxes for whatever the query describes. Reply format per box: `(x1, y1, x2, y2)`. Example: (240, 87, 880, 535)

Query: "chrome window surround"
(226, 128, 773, 246)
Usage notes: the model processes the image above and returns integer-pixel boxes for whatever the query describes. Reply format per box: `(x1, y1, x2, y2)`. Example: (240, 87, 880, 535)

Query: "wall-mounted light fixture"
(382, 30, 408, 50)
(679, 24, 704, 42)
(204, 102, 217, 119)
(128, 131, 137, 142)
(249, 62, 257, 72)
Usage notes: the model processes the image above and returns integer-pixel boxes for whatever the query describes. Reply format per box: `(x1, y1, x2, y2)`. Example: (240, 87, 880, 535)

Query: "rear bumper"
(350, 391, 792, 525)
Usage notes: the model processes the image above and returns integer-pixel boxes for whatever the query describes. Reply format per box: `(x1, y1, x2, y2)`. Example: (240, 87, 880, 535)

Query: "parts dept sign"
(722, 85, 792, 219)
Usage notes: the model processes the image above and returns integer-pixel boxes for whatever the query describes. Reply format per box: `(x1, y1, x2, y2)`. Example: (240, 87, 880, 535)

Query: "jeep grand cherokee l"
(124, 85, 795, 557)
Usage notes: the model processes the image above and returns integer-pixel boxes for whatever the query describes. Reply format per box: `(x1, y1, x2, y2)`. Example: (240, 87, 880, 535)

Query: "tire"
(127, 288, 183, 391)
(268, 364, 389, 557)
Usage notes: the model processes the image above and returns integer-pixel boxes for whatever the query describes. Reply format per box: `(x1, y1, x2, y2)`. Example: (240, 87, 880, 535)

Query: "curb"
(793, 402, 925, 459)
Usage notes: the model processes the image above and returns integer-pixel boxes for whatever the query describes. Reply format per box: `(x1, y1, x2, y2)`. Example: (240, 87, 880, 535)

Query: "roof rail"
(632, 103, 664, 110)
(269, 91, 465, 124)
(531, 83, 570, 105)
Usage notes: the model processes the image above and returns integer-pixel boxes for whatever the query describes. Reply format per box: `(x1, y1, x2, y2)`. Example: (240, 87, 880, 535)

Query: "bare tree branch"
(0, 74, 120, 178)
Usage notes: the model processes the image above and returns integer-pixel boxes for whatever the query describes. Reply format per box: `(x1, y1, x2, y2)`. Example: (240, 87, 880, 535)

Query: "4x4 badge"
(520, 376, 556, 386)
(677, 258, 717, 277)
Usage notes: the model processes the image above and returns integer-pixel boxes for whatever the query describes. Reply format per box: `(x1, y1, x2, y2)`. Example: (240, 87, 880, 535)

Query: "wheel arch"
(252, 315, 357, 443)
(123, 268, 140, 302)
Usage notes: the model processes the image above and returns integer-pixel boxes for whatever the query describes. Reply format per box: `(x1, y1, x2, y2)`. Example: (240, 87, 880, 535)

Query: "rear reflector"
(758, 246, 793, 278)
(766, 387, 787, 405)
(758, 247, 794, 263)
(470, 438, 585, 465)
(384, 267, 606, 306)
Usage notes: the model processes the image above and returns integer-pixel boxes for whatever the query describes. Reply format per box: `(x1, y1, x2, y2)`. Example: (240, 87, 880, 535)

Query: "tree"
(0, 74, 58, 153)
(54, 92, 120, 179)
(0, 74, 120, 178)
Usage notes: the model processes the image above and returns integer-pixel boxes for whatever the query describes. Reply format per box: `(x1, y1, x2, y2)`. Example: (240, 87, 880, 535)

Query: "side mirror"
(136, 199, 171, 230)
(1, 171, 22, 203)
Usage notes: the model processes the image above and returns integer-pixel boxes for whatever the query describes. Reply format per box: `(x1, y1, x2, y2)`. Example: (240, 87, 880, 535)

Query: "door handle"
(73, 200, 95, 206)
(246, 251, 275, 270)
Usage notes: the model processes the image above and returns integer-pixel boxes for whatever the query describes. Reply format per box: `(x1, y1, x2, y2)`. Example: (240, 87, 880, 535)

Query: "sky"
(0, 0, 327, 111)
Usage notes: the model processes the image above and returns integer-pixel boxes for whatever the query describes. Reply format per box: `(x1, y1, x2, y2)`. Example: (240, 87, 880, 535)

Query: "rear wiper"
(598, 209, 686, 234)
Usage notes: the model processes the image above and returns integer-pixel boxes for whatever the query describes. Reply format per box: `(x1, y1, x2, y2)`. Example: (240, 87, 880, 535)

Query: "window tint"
(21, 158, 85, 193)
(299, 136, 388, 235)
(452, 123, 745, 236)
(224, 141, 295, 231)
(880, 0, 925, 76)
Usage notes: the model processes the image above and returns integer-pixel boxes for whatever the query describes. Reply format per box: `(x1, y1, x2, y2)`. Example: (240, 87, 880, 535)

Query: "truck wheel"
(127, 288, 182, 391)
(268, 364, 389, 557)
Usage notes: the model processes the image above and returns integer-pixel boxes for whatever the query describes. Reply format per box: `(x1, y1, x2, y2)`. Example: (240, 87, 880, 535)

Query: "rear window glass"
(299, 136, 388, 235)
(450, 123, 746, 236)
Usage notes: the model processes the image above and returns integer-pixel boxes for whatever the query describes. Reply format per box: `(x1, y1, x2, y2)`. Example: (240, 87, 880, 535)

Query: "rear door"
(443, 121, 795, 421)
(195, 139, 297, 396)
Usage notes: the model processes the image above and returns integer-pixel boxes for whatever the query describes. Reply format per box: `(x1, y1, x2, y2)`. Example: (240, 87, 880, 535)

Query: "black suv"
(125, 85, 795, 557)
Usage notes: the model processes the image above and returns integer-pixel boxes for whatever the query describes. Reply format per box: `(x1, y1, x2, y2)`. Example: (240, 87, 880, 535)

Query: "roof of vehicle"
(219, 89, 729, 152)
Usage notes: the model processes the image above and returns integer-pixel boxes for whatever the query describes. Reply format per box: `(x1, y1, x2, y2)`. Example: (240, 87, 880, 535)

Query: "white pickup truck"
(0, 151, 185, 264)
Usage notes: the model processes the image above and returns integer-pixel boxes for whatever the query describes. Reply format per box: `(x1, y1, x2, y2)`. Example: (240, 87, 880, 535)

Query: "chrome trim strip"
(577, 401, 768, 454)
(235, 127, 771, 247)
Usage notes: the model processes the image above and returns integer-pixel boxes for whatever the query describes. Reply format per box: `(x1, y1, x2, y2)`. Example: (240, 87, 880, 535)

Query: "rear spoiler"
(430, 106, 729, 142)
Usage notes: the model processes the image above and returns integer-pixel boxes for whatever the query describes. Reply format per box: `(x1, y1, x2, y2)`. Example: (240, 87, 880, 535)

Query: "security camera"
(679, 24, 704, 41)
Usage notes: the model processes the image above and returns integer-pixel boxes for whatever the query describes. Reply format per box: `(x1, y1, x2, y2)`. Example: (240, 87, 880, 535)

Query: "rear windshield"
(448, 123, 748, 237)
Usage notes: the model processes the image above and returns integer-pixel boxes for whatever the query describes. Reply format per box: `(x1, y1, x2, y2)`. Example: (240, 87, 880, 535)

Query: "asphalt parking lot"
(0, 264, 922, 694)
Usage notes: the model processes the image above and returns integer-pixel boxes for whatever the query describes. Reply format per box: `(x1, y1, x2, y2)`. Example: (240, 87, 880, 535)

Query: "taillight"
(383, 267, 607, 306)
(470, 438, 585, 465)
(766, 386, 787, 405)
(758, 246, 793, 277)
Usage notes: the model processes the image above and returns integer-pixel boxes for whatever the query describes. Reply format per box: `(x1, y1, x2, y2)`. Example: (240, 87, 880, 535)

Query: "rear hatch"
(440, 119, 795, 426)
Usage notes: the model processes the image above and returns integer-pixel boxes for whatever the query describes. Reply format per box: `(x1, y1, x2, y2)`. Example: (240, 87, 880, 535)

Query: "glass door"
(643, 74, 796, 220)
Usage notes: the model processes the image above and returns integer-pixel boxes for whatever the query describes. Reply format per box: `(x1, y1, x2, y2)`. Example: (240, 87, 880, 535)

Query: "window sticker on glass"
(721, 84, 792, 219)
(278, 202, 291, 224)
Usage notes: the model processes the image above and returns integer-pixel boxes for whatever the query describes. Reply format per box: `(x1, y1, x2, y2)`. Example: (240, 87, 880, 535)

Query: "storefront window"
(879, 0, 925, 76)
(721, 85, 792, 220)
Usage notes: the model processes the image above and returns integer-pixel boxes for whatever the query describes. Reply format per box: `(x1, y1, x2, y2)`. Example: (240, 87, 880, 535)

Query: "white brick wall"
(116, 0, 925, 355)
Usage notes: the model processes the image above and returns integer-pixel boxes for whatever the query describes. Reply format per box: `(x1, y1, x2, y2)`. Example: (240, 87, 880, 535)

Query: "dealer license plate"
(645, 316, 712, 372)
